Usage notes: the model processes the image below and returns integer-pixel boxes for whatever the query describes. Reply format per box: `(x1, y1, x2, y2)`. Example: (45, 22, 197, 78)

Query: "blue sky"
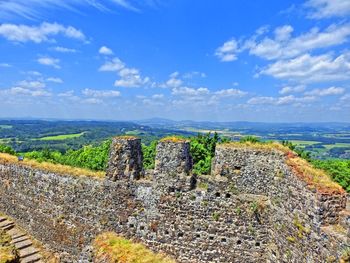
(0, 0, 349, 122)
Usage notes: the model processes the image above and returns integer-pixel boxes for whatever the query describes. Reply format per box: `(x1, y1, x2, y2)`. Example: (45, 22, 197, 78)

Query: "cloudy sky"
(0, 0, 349, 122)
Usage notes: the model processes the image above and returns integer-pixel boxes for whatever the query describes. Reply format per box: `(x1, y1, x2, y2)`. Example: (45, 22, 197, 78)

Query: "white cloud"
(305, 0, 350, 19)
(260, 52, 350, 83)
(82, 88, 121, 98)
(215, 39, 239, 62)
(214, 88, 247, 97)
(172, 87, 210, 96)
(37, 57, 60, 69)
(17, 80, 46, 89)
(183, 71, 206, 79)
(279, 85, 305, 94)
(249, 24, 350, 60)
(0, 22, 85, 43)
(99, 58, 125, 72)
(58, 90, 74, 97)
(0, 0, 143, 19)
(99, 57, 150, 88)
(115, 68, 149, 88)
(216, 23, 350, 62)
(340, 94, 350, 101)
(163, 72, 183, 88)
(305, 86, 345, 96)
(247, 95, 315, 105)
(152, 94, 164, 99)
(99, 46, 114, 55)
(52, 46, 77, 53)
(46, 77, 63, 83)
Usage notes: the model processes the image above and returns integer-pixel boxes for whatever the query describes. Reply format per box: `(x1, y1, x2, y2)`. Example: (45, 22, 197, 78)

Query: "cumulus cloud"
(99, 57, 150, 88)
(0, 22, 85, 43)
(214, 88, 247, 97)
(247, 95, 315, 105)
(249, 24, 350, 60)
(260, 52, 350, 83)
(172, 87, 210, 97)
(99, 46, 114, 55)
(82, 88, 121, 98)
(304, 86, 345, 96)
(305, 0, 350, 19)
(215, 39, 239, 62)
(37, 57, 60, 69)
(0, 78, 51, 98)
(99, 58, 125, 72)
(17, 80, 46, 89)
(279, 85, 305, 94)
(52, 46, 77, 53)
(216, 23, 350, 62)
(46, 77, 63, 83)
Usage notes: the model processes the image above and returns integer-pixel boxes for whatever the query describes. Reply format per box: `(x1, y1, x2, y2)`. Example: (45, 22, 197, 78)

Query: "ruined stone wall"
(212, 144, 349, 262)
(0, 139, 349, 262)
(0, 165, 268, 262)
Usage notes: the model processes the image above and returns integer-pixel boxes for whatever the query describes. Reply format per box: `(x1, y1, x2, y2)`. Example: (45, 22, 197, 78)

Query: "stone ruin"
(106, 136, 143, 181)
(0, 136, 349, 262)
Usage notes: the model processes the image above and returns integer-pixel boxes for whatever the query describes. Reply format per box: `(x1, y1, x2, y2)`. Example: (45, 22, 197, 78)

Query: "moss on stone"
(0, 229, 18, 263)
(115, 135, 139, 140)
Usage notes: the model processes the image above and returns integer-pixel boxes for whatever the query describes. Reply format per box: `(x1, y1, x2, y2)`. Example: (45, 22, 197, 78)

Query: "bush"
(311, 159, 350, 192)
(0, 144, 15, 155)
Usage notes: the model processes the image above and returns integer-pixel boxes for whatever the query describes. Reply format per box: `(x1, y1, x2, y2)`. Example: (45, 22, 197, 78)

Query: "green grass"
(0, 125, 12, 129)
(38, 132, 85, 141)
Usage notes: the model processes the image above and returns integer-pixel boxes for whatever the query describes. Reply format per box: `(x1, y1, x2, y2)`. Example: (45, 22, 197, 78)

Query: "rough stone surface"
(0, 141, 349, 262)
(155, 140, 192, 177)
(106, 136, 143, 181)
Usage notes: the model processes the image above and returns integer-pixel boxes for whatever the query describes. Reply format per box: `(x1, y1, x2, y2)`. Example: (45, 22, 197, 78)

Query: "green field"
(0, 125, 12, 129)
(38, 132, 85, 141)
(282, 140, 321, 147)
(323, 143, 350, 150)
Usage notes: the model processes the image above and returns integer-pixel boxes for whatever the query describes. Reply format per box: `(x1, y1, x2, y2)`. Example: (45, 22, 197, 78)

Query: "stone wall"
(0, 138, 349, 262)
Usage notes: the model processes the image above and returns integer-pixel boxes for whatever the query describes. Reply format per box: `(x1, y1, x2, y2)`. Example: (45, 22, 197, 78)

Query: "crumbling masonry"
(0, 136, 349, 262)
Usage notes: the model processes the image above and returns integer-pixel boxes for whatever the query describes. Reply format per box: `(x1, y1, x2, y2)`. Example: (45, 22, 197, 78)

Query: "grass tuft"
(0, 153, 105, 178)
(160, 136, 188, 143)
(93, 232, 175, 263)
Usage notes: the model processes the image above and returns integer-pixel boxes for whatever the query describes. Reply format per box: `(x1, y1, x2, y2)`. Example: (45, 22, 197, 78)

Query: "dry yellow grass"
(0, 153, 105, 178)
(219, 141, 344, 194)
(286, 156, 344, 194)
(160, 136, 188, 143)
(218, 141, 291, 153)
(93, 232, 175, 263)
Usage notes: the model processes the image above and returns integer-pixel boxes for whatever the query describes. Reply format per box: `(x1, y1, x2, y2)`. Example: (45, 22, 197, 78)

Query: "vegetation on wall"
(93, 232, 175, 263)
(1, 134, 349, 192)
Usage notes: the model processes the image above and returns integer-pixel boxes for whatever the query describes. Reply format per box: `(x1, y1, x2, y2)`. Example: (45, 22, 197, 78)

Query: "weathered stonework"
(0, 140, 349, 262)
(155, 139, 192, 177)
(106, 136, 143, 181)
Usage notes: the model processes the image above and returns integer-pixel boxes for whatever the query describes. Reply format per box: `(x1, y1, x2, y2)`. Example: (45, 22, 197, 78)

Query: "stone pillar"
(155, 137, 192, 176)
(106, 136, 143, 181)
